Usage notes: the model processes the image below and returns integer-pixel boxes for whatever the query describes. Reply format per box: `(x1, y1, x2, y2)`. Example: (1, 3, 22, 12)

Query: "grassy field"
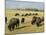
(5, 9, 44, 35)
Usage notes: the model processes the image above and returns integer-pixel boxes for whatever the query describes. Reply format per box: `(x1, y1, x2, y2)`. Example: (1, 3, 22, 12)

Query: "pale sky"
(6, 0, 44, 10)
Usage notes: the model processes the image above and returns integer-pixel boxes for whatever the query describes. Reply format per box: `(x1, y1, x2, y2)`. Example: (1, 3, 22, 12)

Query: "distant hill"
(6, 8, 44, 12)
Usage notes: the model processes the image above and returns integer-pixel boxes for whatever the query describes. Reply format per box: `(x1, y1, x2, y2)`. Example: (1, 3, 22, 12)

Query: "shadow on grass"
(15, 26, 27, 30)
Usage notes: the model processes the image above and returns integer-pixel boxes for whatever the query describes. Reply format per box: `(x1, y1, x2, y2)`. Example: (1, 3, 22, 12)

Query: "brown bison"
(35, 17, 41, 27)
(25, 13, 28, 16)
(8, 18, 19, 31)
(31, 16, 44, 27)
(15, 13, 19, 16)
(21, 14, 25, 16)
(31, 16, 37, 25)
(35, 13, 38, 15)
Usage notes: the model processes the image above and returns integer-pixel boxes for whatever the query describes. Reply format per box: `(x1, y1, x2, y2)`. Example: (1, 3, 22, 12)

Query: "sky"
(6, 0, 44, 10)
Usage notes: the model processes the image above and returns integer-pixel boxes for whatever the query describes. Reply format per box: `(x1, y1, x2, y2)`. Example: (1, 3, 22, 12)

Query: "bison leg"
(8, 25, 14, 31)
(16, 23, 19, 29)
(16, 24, 18, 29)
(36, 23, 40, 27)
(8, 25, 11, 31)
(17, 23, 19, 29)
(12, 26, 15, 31)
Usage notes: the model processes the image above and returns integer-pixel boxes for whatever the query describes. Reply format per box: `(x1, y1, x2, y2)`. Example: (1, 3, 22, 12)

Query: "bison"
(36, 17, 44, 27)
(15, 13, 19, 16)
(21, 14, 25, 16)
(8, 18, 19, 31)
(5, 17, 7, 23)
(35, 17, 41, 27)
(31, 16, 44, 27)
(31, 16, 37, 25)
(21, 18, 25, 23)
(35, 13, 38, 15)
(25, 13, 28, 16)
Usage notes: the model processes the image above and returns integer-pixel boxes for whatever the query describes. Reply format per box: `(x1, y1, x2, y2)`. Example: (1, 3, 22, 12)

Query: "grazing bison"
(21, 14, 24, 16)
(35, 17, 41, 27)
(5, 17, 7, 23)
(21, 18, 25, 23)
(36, 17, 44, 27)
(31, 16, 44, 27)
(31, 16, 37, 25)
(35, 13, 38, 15)
(8, 18, 19, 31)
(15, 13, 19, 16)
(25, 13, 28, 16)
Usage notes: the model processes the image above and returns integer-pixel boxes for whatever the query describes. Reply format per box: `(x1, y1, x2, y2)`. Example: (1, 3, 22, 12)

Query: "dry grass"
(5, 10, 44, 35)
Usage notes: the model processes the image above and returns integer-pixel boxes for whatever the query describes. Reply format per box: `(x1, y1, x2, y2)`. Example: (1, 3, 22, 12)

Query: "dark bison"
(35, 13, 38, 15)
(21, 14, 25, 16)
(31, 16, 44, 27)
(35, 17, 41, 27)
(8, 18, 19, 31)
(15, 13, 19, 16)
(36, 17, 44, 27)
(5, 17, 7, 23)
(31, 16, 37, 25)
(21, 18, 25, 23)
(25, 13, 28, 16)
